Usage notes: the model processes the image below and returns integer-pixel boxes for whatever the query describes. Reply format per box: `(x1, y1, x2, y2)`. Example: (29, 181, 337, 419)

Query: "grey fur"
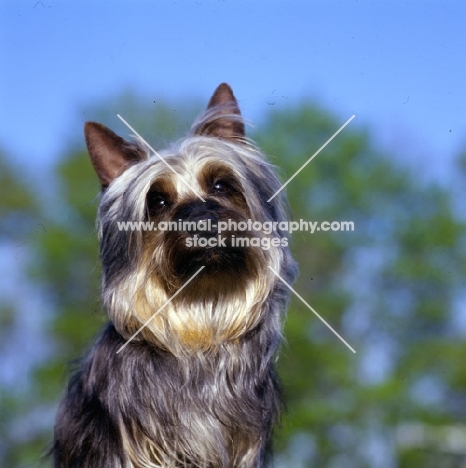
(52, 84, 297, 467)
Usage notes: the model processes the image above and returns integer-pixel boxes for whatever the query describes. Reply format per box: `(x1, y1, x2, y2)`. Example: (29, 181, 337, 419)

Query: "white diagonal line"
(117, 114, 206, 202)
(116, 266, 205, 354)
(267, 114, 356, 202)
(268, 266, 356, 353)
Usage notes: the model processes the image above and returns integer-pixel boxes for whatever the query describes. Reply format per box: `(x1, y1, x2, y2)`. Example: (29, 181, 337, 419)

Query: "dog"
(52, 83, 297, 467)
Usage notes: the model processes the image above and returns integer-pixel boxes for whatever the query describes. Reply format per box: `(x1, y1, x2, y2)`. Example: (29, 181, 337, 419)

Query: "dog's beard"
(163, 231, 259, 298)
(131, 205, 272, 353)
(159, 202, 260, 292)
(102, 176, 277, 354)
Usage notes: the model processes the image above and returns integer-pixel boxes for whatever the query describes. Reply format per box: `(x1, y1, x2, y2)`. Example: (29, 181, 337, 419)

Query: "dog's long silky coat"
(52, 84, 297, 467)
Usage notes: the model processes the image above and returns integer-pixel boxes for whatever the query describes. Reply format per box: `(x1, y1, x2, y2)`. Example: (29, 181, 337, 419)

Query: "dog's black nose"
(186, 213, 218, 237)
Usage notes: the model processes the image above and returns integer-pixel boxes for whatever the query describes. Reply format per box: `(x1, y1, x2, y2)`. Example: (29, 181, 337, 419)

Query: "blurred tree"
(0, 96, 465, 467)
(0, 153, 38, 238)
(0, 149, 49, 467)
(257, 105, 466, 467)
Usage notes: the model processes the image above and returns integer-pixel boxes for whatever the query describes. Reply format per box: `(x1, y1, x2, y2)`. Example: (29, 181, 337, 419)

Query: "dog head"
(85, 83, 295, 354)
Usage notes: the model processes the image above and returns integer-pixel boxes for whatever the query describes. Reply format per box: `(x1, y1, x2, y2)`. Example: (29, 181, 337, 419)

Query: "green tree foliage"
(0, 154, 38, 239)
(0, 150, 46, 467)
(257, 105, 466, 467)
(0, 96, 465, 467)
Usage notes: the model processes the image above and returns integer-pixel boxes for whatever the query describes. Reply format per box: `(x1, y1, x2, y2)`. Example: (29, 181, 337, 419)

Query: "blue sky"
(1, 0, 465, 182)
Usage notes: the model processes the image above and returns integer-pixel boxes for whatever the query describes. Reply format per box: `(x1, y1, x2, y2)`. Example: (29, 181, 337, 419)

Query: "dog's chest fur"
(58, 324, 280, 467)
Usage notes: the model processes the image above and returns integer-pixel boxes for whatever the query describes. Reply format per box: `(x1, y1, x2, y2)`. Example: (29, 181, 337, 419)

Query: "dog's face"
(85, 84, 292, 354)
(141, 142, 264, 297)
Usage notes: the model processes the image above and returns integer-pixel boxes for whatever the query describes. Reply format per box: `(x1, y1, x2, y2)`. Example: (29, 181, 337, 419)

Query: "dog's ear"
(193, 83, 245, 141)
(84, 122, 147, 189)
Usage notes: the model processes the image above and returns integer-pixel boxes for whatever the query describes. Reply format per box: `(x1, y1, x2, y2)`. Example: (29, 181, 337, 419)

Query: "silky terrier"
(52, 83, 297, 467)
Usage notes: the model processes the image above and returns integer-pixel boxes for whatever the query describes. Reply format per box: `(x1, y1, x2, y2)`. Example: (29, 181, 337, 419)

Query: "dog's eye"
(213, 180, 229, 193)
(146, 193, 167, 214)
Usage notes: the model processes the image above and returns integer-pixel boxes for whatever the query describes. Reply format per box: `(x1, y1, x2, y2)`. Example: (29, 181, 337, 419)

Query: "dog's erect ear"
(193, 83, 245, 141)
(84, 122, 147, 189)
